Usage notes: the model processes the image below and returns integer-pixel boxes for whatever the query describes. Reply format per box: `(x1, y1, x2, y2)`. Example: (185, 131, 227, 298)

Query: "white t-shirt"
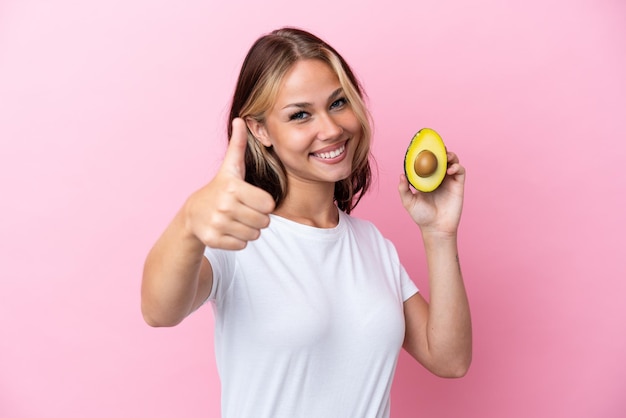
(204, 210, 418, 418)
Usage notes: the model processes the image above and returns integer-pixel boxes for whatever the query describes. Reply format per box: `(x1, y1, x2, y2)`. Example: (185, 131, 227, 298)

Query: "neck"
(274, 181, 339, 228)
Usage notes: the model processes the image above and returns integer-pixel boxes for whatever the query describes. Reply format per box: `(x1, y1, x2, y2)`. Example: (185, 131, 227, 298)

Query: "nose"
(316, 112, 343, 141)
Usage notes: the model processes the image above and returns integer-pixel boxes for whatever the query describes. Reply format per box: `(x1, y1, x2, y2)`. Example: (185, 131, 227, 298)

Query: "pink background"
(1, 0, 625, 417)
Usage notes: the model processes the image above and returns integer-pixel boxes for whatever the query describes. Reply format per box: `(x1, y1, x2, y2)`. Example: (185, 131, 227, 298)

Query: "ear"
(245, 117, 272, 148)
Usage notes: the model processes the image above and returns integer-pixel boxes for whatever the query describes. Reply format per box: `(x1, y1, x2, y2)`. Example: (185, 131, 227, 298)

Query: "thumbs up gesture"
(184, 118, 276, 250)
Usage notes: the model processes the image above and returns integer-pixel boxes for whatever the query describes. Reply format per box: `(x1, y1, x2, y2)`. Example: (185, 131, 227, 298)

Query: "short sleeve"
(399, 262, 419, 301)
(203, 247, 236, 303)
(382, 237, 419, 302)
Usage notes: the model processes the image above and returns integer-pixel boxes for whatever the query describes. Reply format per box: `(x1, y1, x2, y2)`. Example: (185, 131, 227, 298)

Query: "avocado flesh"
(404, 128, 447, 192)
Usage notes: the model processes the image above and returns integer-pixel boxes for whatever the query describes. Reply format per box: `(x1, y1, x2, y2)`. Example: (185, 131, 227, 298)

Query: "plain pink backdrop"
(1, 0, 625, 417)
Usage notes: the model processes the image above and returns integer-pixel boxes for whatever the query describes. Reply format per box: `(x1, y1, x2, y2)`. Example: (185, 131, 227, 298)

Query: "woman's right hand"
(184, 118, 276, 250)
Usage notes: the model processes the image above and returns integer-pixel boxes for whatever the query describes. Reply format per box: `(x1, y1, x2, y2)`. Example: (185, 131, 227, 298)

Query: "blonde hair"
(228, 27, 372, 213)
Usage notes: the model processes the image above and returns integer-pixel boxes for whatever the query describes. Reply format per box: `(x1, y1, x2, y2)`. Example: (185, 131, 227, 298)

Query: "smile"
(312, 143, 346, 160)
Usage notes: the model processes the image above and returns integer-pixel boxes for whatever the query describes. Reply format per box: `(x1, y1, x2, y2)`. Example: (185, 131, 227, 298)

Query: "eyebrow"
(281, 87, 344, 110)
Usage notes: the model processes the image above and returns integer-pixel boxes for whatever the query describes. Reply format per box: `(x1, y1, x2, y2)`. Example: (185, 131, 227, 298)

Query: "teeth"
(314, 144, 345, 159)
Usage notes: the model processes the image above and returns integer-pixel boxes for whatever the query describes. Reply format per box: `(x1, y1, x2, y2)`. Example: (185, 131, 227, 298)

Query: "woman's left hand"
(398, 151, 466, 236)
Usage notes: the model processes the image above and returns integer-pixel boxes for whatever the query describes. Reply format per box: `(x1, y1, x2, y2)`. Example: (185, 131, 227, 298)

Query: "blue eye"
(289, 111, 308, 121)
(330, 97, 348, 110)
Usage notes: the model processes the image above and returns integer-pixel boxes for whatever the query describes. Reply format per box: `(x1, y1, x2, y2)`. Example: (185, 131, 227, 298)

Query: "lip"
(310, 140, 348, 162)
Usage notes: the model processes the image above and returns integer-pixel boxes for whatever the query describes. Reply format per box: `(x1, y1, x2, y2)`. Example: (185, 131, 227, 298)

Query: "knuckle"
(200, 230, 219, 248)
(233, 240, 248, 250)
(224, 178, 241, 195)
(250, 229, 262, 240)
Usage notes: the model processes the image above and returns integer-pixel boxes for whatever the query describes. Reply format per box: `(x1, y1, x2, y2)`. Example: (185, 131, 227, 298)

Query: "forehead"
(275, 59, 341, 103)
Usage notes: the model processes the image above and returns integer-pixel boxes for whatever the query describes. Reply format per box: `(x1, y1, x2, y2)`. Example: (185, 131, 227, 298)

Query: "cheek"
(341, 110, 362, 136)
(348, 121, 367, 164)
(273, 133, 313, 161)
(345, 116, 364, 145)
(266, 124, 307, 152)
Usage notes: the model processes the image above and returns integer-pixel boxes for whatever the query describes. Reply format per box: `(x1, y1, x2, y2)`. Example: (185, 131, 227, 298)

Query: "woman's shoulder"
(340, 211, 384, 238)
(340, 212, 404, 266)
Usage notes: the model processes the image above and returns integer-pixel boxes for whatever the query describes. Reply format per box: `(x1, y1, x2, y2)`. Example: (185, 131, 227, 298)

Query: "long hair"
(228, 27, 372, 214)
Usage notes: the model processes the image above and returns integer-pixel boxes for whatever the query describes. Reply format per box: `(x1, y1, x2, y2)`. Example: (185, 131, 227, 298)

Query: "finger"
(398, 174, 416, 207)
(236, 181, 276, 214)
(445, 151, 465, 176)
(223, 221, 264, 243)
(195, 216, 257, 250)
(222, 118, 249, 179)
(230, 201, 272, 230)
(198, 210, 266, 249)
(446, 151, 459, 165)
(210, 235, 250, 251)
(447, 162, 466, 176)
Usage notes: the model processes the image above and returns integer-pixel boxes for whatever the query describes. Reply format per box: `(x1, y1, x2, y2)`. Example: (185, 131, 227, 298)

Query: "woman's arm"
(402, 232, 471, 377)
(398, 151, 472, 377)
(141, 207, 214, 327)
(141, 119, 275, 327)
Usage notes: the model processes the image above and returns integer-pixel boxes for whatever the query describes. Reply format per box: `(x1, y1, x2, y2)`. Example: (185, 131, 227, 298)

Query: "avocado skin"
(403, 128, 447, 192)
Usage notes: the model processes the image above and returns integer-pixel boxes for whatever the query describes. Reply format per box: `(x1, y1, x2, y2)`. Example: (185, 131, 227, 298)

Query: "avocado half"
(404, 128, 447, 192)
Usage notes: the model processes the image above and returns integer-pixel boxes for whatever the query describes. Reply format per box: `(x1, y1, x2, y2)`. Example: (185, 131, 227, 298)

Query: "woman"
(142, 27, 471, 418)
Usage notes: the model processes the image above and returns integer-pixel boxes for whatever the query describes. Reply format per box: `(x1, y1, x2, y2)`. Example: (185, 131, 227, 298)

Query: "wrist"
(178, 199, 207, 252)
(420, 227, 458, 242)
(420, 229, 458, 255)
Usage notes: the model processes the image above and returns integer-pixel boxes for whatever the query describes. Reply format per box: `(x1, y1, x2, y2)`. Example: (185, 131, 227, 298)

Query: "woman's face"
(250, 59, 362, 190)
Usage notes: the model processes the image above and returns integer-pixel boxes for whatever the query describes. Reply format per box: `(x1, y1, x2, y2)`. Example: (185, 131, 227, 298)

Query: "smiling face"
(247, 59, 362, 191)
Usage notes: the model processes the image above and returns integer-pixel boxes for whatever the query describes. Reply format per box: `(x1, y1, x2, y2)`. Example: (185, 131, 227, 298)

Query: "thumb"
(222, 118, 248, 179)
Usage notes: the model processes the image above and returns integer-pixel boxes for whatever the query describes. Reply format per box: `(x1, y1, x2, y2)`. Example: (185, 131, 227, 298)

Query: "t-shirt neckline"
(269, 211, 347, 240)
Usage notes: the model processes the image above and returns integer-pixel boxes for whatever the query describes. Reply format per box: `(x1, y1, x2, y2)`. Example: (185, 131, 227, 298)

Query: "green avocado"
(404, 128, 447, 192)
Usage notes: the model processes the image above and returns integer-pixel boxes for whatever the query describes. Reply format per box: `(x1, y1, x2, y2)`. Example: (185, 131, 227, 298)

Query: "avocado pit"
(414, 150, 438, 177)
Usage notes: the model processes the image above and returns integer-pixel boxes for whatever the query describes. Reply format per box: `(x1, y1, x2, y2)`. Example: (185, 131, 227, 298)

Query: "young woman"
(142, 27, 471, 418)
